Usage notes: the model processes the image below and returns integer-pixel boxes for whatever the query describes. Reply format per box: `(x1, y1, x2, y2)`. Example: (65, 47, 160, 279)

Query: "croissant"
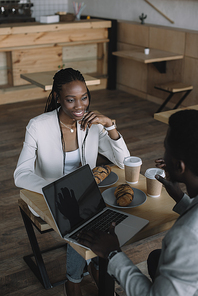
(92, 165, 111, 184)
(114, 184, 134, 206)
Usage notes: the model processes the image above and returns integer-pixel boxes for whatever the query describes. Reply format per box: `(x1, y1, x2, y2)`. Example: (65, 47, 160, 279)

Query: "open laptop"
(42, 164, 149, 249)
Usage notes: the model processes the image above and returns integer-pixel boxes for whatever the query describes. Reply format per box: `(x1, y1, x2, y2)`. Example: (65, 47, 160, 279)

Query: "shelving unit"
(0, 19, 111, 105)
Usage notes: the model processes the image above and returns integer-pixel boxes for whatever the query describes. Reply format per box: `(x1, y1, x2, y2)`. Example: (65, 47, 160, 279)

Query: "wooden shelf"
(21, 72, 101, 91)
(112, 49, 184, 64)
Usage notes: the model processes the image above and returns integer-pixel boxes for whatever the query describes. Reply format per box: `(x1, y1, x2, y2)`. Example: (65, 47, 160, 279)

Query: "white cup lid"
(145, 168, 165, 179)
(124, 156, 142, 167)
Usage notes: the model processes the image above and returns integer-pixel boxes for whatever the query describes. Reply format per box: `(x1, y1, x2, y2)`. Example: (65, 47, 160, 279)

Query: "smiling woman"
(13, 67, 130, 296)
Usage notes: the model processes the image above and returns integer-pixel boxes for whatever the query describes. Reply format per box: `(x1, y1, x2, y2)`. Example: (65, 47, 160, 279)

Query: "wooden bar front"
(0, 19, 111, 105)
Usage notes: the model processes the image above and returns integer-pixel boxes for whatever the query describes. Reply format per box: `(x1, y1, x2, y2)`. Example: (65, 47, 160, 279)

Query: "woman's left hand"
(79, 111, 112, 130)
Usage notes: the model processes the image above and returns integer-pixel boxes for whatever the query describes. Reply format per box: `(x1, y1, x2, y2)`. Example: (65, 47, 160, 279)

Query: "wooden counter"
(0, 19, 111, 105)
(0, 19, 111, 50)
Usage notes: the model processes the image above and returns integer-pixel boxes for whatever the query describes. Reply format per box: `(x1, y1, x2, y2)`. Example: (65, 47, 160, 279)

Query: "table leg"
(20, 208, 53, 289)
(98, 257, 116, 296)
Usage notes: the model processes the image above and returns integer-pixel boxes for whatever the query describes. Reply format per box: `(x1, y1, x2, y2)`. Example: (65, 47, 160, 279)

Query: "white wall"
(31, 0, 69, 22)
(30, 0, 198, 31)
(67, 0, 198, 31)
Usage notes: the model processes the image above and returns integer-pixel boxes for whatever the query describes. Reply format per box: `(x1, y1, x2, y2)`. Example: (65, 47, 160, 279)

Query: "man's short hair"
(168, 109, 198, 176)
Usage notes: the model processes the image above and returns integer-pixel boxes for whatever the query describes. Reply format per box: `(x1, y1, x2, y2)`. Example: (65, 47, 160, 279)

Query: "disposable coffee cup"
(124, 156, 142, 184)
(145, 168, 165, 197)
(144, 48, 150, 55)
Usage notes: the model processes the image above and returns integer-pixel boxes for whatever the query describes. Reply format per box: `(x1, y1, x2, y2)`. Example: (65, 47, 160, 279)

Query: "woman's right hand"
(79, 111, 112, 130)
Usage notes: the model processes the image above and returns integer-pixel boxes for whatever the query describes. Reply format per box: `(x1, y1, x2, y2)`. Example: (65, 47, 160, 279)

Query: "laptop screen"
(42, 164, 106, 237)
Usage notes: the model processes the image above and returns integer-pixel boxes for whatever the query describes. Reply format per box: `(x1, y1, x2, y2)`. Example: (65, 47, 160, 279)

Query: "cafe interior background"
(0, 0, 198, 295)
(0, 0, 198, 106)
(31, 0, 197, 29)
(24, 0, 197, 30)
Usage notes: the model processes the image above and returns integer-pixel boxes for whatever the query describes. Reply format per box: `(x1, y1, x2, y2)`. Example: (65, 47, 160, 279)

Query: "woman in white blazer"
(14, 68, 130, 296)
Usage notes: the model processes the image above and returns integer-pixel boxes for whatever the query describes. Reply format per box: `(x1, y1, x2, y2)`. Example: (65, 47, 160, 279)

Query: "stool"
(18, 199, 66, 289)
(155, 81, 193, 113)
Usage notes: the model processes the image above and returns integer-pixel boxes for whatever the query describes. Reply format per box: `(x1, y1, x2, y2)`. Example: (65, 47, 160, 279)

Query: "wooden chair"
(18, 199, 66, 289)
(155, 81, 193, 113)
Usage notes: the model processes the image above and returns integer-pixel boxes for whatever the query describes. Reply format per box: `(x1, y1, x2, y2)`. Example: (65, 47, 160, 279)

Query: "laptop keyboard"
(70, 208, 128, 240)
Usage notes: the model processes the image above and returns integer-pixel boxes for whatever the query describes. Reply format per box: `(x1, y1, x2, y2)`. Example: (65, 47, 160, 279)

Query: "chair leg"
(173, 89, 192, 109)
(156, 93, 174, 113)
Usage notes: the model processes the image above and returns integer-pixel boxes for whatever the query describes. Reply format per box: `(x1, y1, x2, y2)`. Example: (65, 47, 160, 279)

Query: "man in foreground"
(78, 110, 198, 295)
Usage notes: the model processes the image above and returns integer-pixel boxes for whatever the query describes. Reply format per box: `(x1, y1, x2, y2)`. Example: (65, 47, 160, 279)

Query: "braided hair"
(44, 68, 91, 112)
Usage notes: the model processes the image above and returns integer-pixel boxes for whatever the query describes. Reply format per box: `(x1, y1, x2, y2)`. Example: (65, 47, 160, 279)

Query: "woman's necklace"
(60, 121, 75, 133)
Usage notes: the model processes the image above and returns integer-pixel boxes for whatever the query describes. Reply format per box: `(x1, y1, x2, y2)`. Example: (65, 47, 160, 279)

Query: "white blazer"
(14, 109, 130, 194)
(108, 194, 198, 296)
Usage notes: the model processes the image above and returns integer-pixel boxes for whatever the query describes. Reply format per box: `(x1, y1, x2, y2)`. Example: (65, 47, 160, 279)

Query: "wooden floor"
(0, 89, 170, 296)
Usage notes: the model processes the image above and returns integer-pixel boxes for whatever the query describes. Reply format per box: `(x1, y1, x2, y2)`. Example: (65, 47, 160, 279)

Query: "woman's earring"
(56, 94, 59, 103)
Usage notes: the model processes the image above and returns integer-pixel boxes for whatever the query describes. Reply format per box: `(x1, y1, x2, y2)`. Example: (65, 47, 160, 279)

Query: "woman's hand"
(79, 111, 113, 130)
(79, 111, 120, 140)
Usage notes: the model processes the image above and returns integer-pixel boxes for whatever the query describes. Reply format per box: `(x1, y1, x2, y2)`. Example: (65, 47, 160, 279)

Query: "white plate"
(98, 172, 119, 188)
(102, 187, 147, 208)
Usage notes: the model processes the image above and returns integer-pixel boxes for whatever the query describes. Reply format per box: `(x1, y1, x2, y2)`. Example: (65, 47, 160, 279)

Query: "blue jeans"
(66, 244, 99, 283)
